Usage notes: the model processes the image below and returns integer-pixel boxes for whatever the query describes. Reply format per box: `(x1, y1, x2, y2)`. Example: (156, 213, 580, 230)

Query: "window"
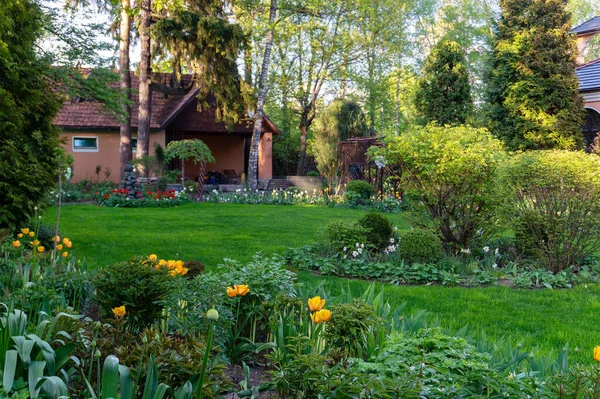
(73, 137, 99, 152)
(132, 137, 137, 152)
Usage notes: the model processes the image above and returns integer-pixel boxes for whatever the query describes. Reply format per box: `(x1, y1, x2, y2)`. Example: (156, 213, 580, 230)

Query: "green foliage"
(326, 221, 369, 252)
(325, 300, 385, 360)
(0, 0, 62, 230)
(345, 180, 374, 205)
(500, 150, 600, 272)
(376, 125, 506, 250)
(164, 139, 215, 164)
(310, 99, 368, 185)
(485, 0, 585, 150)
(397, 229, 443, 264)
(95, 257, 173, 331)
(415, 38, 472, 125)
(358, 212, 393, 249)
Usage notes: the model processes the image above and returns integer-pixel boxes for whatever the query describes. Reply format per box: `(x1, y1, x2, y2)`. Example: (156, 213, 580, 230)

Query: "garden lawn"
(42, 203, 409, 268)
(43, 203, 600, 363)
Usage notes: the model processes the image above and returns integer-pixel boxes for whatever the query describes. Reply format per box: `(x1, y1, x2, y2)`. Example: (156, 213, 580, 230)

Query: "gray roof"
(571, 16, 600, 35)
(576, 59, 600, 92)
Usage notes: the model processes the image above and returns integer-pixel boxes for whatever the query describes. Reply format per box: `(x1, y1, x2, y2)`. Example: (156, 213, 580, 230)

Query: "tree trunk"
(119, 0, 132, 179)
(248, 0, 277, 192)
(296, 116, 309, 175)
(136, 0, 152, 159)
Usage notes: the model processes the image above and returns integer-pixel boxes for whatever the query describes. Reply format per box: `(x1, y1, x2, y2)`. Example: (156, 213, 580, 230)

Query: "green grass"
(42, 203, 600, 363)
(42, 203, 409, 268)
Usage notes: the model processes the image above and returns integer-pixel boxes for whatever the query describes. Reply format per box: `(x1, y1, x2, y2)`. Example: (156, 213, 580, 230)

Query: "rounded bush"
(345, 180, 373, 204)
(184, 259, 205, 279)
(95, 257, 172, 331)
(326, 221, 368, 252)
(397, 229, 443, 264)
(358, 212, 393, 249)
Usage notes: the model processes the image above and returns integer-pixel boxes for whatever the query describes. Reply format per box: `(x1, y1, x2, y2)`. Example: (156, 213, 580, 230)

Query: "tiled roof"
(55, 73, 201, 130)
(576, 58, 600, 92)
(571, 16, 600, 35)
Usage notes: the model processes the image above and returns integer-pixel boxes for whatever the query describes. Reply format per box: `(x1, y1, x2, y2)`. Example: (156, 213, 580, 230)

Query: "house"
(572, 17, 600, 148)
(54, 72, 280, 183)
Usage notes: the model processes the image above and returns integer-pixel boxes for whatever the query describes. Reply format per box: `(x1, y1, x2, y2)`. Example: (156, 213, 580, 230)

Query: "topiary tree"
(499, 150, 600, 273)
(374, 125, 507, 251)
(0, 0, 62, 231)
(165, 139, 215, 199)
(485, 0, 585, 150)
(310, 99, 368, 188)
(414, 38, 473, 126)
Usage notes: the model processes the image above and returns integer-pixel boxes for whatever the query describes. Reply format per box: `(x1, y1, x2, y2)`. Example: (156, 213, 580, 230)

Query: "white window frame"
(72, 136, 99, 152)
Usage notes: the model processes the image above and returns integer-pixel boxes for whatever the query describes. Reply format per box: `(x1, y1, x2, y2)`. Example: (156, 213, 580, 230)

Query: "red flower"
(123, 189, 129, 194)
(137, 191, 142, 195)
(95, 191, 99, 195)
(169, 194, 175, 199)
(104, 194, 110, 199)
(147, 191, 153, 195)
(111, 189, 117, 193)
(117, 188, 123, 193)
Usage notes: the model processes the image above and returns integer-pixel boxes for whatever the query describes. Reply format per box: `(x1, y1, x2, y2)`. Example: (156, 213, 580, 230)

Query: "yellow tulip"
(226, 287, 237, 298)
(56, 244, 63, 250)
(53, 235, 61, 243)
(310, 309, 332, 324)
(21, 228, 29, 235)
(62, 237, 70, 245)
(112, 306, 126, 318)
(235, 284, 250, 296)
(28, 232, 34, 237)
(31, 240, 40, 246)
(594, 347, 600, 362)
(12, 240, 20, 248)
(17, 233, 23, 238)
(37, 246, 45, 253)
(65, 240, 72, 249)
(148, 254, 158, 262)
(62, 251, 68, 258)
(308, 296, 326, 312)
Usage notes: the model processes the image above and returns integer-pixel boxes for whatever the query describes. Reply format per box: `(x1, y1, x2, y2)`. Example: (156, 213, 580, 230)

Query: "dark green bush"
(513, 211, 549, 258)
(95, 257, 172, 331)
(183, 259, 205, 279)
(325, 300, 384, 360)
(397, 229, 443, 264)
(358, 212, 393, 249)
(345, 180, 373, 205)
(326, 221, 368, 252)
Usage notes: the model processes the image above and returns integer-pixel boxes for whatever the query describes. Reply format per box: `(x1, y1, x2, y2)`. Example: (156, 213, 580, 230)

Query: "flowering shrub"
(95, 188, 193, 208)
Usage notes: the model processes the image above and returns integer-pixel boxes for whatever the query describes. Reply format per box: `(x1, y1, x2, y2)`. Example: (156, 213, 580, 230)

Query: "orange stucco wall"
(182, 134, 246, 179)
(258, 133, 273, 179)
(61, 130, 165, 183)
(585, 101, 600, 113)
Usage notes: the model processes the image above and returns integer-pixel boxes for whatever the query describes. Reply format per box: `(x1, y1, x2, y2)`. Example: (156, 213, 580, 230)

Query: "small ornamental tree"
(374, 125, 506, 251)
(485, 0, 585, 150)
(414, 39, 473, 126)
(499, 150, 600, 273)
(165, 139, 215, 198)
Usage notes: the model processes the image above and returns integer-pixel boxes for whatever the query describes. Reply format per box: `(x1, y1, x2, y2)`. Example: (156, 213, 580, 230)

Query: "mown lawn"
(43, 203, 600, 363)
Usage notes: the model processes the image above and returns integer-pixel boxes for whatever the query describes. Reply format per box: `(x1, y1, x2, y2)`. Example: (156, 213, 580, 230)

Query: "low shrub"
(358, 212, 393, 249)
(345, 180, 373, 205)
(326, 220, 369, 252)
(397, 229, 443, 264)
(95, 257, 173, 331)
(500, 150, 600, 272)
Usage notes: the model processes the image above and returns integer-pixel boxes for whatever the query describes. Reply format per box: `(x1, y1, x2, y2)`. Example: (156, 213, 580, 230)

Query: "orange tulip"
(65, 240, 72, 249)
(17, 233, 23, 238)
(28, 232, 34, 237)
(21, 228, 29, 235)
(56, 244, 63, 251)
(226, 287, 237, 298)
(308, 296, 326, 312)
(112, 306, 126, 318)
(310, 309, 332, 324)
(12, 240, 20, 248)
(53, 235, 61, 243)
(37, 246, 45, 253)
(31, 240, 40, 247)
(62, 237, 70, 245)
(594, 347, 600, 362)
(235, 284, 250, 296)
(62, 252, 68, 258)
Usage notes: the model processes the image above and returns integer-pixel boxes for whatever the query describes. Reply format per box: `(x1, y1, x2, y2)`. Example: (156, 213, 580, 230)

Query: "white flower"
(492, 263, 498, 268)
(390, 238, 395, 243)
(343, 247, 347, 252)
(352, 251, 359, 257)
(393, 226, 398, 231)
(361, 243, 364, 248)
(494, 248, 500, 255)
(356, 243, 360, 248)
(460, 248, 471, 254)
(357, 247, 363, 254)
(483, 246, 489, 253)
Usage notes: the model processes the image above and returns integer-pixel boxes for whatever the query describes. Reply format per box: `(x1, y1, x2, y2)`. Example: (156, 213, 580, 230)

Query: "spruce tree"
(485, 0, 585, 150)
(0, 0, 62, 230)
(415, 38, 473, 126)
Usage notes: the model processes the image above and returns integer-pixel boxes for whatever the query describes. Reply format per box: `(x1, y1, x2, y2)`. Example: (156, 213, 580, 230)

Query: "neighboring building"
(54, 72, 279, 183)
(572, 18, 600, 148)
